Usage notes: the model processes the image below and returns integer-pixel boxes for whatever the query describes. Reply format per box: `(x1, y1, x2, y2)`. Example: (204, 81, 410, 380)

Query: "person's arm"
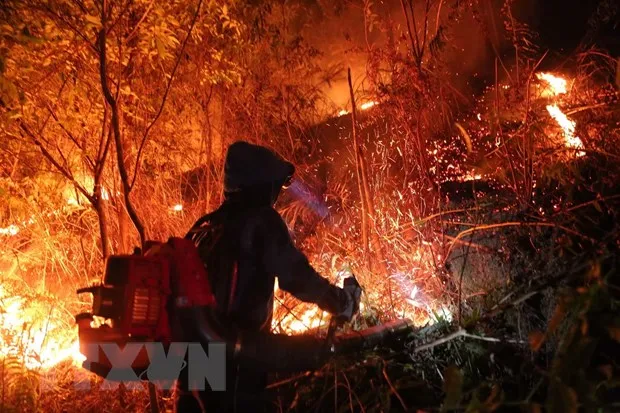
(251, 208, 350, 315)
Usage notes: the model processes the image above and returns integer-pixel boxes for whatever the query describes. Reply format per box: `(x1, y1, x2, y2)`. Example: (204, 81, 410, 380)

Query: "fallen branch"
(413, 328, 525, 353)
(444, 221, 596, 265)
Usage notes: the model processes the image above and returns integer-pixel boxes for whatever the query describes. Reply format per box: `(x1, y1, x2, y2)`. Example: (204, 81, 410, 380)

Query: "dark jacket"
(186, 141, 349, 334)
(178, 142, 349, 412)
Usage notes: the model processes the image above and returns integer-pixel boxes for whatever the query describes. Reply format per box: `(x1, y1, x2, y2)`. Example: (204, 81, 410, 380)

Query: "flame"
(0, 285, 84, 370)
(360, 101, 377, 110)
(337, 101, 379, 117)
(171, 203, 183, 212)
(536, 72, 568, 96)
(64, 174, 110, 206)
(0, 224, 20, 236)
(546, 104, 585, 156)
(536, 72, 585, 156)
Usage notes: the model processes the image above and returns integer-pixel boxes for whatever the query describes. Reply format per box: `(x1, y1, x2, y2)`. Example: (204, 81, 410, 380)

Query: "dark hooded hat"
(223, 141, 295, 204)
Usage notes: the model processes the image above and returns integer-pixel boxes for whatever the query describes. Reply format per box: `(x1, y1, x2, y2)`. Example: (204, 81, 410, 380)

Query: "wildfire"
(546, 104, 585, 157)
(536, 72, 585, 157)
(337, 100, 379, 117)
(0, 285, 84, 370)
(0, 224, 19, 236)
(536, 72, 568, 96)
(359, 101, 378, 110)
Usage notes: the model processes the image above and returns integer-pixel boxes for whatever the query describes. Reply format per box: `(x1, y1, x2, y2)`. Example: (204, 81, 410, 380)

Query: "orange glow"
(546, 104, 585, 157)
(337, 101, 378, 117)
(65, 174, 110, 206)
(0, 285, 84, 370)
(360, 101, 377, 110)
(0, 224, 19, 236)
(536, 72, 568, 97)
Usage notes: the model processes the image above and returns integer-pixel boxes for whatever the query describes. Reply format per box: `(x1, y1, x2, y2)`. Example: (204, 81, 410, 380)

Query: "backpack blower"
(74, 238, 414, 381)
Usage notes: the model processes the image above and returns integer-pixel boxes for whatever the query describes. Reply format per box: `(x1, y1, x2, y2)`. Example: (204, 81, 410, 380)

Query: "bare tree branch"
(19, 122, 93, 203)
(130, 0, 204, 190)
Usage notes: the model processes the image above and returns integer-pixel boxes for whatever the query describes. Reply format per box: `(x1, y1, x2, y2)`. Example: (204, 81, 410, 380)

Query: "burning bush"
(0, 0, 619, 411)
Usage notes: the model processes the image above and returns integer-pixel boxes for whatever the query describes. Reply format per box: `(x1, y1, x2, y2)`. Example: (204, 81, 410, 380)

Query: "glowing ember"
(338, 109, 349, 116)
(461, 172, 483, 182)
(0, 286, 83, 369)
(278, 307, 327, 334)
(546, 104, 585, 156)
(360, 101, 378, 110)
(537, 72, 568, 96)
(171, 203, 183, 211)
(0, 224, 19, 236)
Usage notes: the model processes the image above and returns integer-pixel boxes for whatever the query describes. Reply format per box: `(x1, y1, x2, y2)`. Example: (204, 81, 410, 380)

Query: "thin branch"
(130, 0, 204, 190)
(125, 0, 155, 43)
(434, 0, 444, 34)
(19, 122, 93, 203)
(95, 104, 109, 174)
(565, 103, 610, 116)
(444, 221, 596, 265)
(382, 367, 408, 411)
(414, 328, 468, 352)
(413, 329, 524, 353)
(45, 103, 96, 170)
(399, 0, 419, 62)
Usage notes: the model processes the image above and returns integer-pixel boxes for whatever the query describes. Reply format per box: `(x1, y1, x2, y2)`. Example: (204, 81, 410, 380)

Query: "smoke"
(298, 0, 542, 113)
(286, 179, 330, 219)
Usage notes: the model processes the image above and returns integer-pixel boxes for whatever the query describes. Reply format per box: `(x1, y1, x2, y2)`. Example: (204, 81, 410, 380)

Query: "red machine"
(75, 238, 415, 380)
(75, 238, 216, 377)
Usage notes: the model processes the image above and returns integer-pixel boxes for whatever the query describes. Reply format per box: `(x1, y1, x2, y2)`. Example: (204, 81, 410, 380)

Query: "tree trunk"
(93, 194, 110, 259)
(347, 69, 393, 314)
(98, 21, 146, 248)
(347, 69, 370, 261)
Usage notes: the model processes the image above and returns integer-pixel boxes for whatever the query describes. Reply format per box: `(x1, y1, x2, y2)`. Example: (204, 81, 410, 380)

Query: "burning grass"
(1, 63, 619, 411)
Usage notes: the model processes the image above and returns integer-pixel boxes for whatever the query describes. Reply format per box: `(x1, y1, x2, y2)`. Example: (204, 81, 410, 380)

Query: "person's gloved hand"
(335, 276, 362, 323)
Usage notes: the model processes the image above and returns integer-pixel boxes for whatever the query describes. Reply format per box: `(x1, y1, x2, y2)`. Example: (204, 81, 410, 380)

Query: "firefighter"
(176, 141, 361, 413)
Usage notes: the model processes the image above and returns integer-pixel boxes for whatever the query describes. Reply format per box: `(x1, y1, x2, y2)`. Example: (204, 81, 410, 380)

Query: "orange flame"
(536, 72, 568, 97)
(0, 286, 84, 370)
(546, 104, 585, 157)
(536, 72, 585, 157)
